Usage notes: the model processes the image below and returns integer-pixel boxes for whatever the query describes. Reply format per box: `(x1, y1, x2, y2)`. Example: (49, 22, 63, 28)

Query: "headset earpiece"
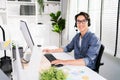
(74, 23, 77, 27)
(74, 23, 78, 32)
(86, 19, 90, 27)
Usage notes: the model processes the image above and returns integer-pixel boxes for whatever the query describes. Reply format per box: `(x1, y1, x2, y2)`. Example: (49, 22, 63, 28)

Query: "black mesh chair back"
(93, 44, 105, 73)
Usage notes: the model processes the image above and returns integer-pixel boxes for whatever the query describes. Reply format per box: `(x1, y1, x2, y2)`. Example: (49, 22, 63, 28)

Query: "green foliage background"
(37, 0, 44, 15)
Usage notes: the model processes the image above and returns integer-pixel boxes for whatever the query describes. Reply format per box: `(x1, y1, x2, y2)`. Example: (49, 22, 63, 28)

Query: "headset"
(74, 12, 91, 29)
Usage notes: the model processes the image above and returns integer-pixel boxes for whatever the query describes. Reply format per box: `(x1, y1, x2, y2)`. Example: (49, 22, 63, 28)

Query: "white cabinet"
(0, 0, 7, 25)
(2, 0, 61, 48)
(7, 0, 36, 23)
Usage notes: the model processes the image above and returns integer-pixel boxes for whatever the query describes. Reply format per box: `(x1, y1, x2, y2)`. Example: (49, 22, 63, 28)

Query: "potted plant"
(37, 0, 44, 15)
(12, 42, 16, 60)
(40, 67, 66, 80)
(50, 11, 65, 47)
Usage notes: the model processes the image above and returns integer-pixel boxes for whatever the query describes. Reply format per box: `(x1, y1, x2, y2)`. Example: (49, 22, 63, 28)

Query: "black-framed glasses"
(76, 19, 87, 24)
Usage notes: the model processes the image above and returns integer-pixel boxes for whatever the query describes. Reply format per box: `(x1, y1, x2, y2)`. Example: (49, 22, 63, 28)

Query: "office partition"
(102, 0, 118, 56)
(116, 10, 120, 58)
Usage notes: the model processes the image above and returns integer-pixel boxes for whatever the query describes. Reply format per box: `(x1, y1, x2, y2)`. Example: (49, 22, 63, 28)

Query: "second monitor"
(20, 20, 34, 62)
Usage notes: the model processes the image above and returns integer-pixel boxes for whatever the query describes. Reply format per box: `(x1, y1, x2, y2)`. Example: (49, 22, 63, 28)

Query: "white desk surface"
(0, 69, 10, 80)
(52, 53, 106, 80)
(12, 46, 107, 80)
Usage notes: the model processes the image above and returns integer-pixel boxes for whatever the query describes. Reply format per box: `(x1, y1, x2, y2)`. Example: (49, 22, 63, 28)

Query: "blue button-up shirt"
(63, 30, 101, 69)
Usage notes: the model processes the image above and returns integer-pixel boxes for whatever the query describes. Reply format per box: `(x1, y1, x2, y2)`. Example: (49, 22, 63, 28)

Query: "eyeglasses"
(76, 19, 87, 24)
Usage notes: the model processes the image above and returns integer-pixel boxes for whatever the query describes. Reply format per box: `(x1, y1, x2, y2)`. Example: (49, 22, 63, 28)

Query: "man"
(43, 12, 101, 70)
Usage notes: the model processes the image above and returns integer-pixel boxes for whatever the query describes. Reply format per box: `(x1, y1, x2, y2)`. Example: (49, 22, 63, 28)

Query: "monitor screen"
(20, 20, 34, 51)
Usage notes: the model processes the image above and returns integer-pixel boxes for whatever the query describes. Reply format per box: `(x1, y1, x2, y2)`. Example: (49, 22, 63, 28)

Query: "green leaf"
(50, 11, 65, 34)
(56, 11, 61, 21)
(52, 24, 60, 33)
(50, 13, 57, 22)
(40, 67, 66, 80)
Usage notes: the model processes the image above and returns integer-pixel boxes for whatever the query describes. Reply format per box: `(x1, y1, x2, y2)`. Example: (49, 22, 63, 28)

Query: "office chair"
(93, 44, 105, 73)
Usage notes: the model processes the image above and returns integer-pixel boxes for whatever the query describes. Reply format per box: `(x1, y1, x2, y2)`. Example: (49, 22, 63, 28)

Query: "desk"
(0, 69, 10, 80)
(12, 46, 107, 80)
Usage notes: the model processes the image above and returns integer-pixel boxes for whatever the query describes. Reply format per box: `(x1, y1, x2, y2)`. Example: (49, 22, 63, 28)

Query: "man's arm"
(51, 59, 86, 66)
(42, 48, 64, 53)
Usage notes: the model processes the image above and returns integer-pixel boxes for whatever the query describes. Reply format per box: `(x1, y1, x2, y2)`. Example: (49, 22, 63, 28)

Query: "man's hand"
(42, 49, 52, 53)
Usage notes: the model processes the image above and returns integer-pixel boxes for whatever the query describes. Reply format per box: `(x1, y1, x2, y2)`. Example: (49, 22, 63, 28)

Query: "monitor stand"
(22, 46, 31, 63)
(22, 45, 41, 63)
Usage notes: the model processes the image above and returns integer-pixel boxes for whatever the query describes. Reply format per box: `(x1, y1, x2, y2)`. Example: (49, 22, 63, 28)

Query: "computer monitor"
(20, 20, 34, 51)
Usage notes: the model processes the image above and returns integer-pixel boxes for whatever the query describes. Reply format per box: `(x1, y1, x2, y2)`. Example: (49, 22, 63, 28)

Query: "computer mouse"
(51, 64, 63, 67)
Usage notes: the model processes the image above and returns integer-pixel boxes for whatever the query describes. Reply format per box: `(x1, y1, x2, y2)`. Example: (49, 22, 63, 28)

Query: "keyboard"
(44, 54, 63, 67)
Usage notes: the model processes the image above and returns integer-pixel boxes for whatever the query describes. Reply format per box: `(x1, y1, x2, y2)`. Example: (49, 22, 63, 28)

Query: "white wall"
(4, 0, 60, 50)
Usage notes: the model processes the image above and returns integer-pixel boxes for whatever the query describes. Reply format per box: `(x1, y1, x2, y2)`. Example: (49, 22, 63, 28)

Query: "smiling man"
(43, 12, 101, 70)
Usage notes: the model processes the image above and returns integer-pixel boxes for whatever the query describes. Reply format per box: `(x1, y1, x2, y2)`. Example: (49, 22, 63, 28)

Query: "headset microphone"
(75, 29, 78, 31)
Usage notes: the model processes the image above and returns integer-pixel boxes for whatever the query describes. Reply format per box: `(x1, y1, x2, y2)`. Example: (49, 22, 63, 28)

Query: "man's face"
(76, 15, 88, 33)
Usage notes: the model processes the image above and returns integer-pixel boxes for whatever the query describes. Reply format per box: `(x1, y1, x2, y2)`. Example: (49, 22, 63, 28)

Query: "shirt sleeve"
(63, 35, 77, 53)
(86, 35, 101, 67)
(63, 47, 68, 52)
(83, 58, 90, 66)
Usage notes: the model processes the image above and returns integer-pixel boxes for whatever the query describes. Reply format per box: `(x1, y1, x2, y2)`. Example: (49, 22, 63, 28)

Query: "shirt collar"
(80, 30, 90, 39)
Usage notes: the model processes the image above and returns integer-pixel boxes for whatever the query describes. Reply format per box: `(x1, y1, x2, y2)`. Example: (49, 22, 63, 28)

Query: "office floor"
(99, 53, 120, 80)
